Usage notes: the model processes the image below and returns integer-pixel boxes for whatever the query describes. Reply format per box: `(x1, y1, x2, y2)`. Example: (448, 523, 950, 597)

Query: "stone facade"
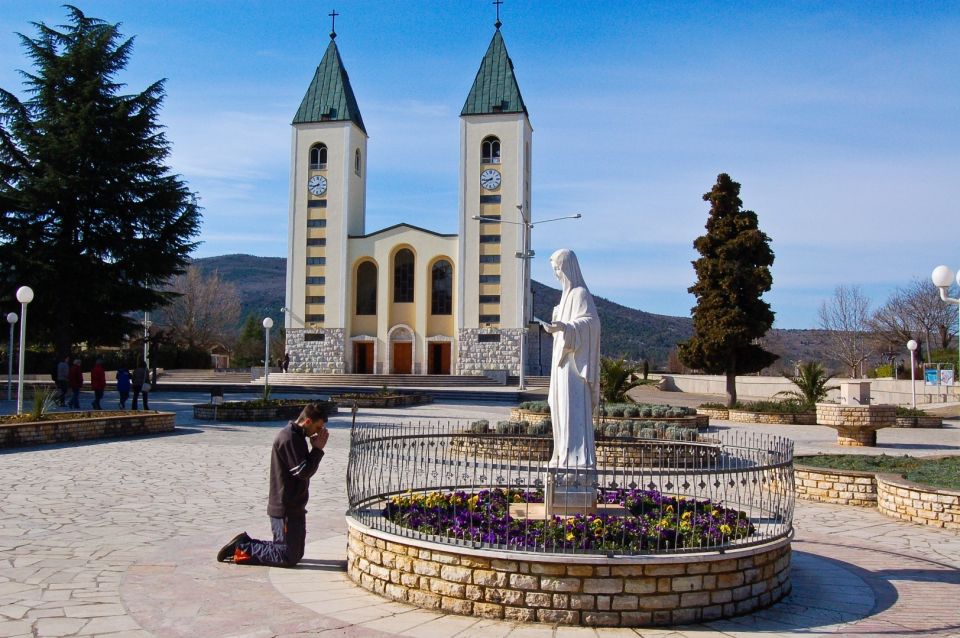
(346, 520, 791, 627)
(815, 403, 896, 446)
(457, 328, 524, 376)
(696, 407, 729, 420)
(0, 412, 175, 448)
(794, 466, 877, 506)
(286, 328, 345, 373)
(877, 475, 960, 531)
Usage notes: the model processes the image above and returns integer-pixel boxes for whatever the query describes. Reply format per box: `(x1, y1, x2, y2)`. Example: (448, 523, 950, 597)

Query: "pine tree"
(677, 173, 777, 406)
(0, 7, 200, 353)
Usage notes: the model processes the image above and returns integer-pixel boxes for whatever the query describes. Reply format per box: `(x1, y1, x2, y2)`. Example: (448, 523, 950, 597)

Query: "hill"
(193, 254, 828, 370)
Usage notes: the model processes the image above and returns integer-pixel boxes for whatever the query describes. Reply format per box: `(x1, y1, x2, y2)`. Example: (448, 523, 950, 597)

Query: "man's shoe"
(217, 532, 250, 562)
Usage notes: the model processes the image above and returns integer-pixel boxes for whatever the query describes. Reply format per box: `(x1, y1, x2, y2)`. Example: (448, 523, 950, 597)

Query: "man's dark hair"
(299, 403, 329, 423)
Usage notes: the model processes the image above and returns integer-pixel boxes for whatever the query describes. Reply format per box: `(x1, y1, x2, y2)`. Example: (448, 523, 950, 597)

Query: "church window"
(307, 219, 327, 228)
(479, 295, 500, 304)
(478, 334, 501, 343)
(479, 234, 501, 244)
(393, 249, 414, 303)
(306, 238, 326, 246)
(479, 195, 501, 204)
(479, 314, 501, 324)
(479, 274, 500, 284)
(304, 333, 325, 342)
(355, 149, 362, 176)
(307, 257, 326, 265)
(309, 144, 327, 170)
(431, 260, 453, 315)
(479, 254, 501, 263)
(306, 296, 325, 304)
(306, 314, 325, 322)
(356, 261, 377, 315)
(306, 276, 325, 285)
(481, 136, 500, 164)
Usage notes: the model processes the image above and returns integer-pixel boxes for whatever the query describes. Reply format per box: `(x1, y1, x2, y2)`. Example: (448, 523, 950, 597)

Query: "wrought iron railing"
(346, 420, 794, 555)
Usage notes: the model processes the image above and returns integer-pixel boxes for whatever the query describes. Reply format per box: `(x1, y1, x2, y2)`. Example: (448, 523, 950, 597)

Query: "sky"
(1, 1, 959, 329)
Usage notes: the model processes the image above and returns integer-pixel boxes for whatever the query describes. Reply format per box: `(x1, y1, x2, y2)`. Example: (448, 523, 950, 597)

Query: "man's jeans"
(236, 514, 306, 567)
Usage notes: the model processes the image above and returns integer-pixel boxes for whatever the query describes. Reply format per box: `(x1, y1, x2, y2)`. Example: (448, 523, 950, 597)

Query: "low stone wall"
(696, 407, 728, 420)
(794, 465, 877, 506)
(509, 409, 708, 430)
(332, 394, 431, 408)
(0, 412, 175, 448)
(893, 416, 943, 429)
(346, 519, 791, 627)
(877, 475, 960, 531)
(449, 436, 552, 462)
(193, 401, 338, 422)
(726, 410, 817, 425)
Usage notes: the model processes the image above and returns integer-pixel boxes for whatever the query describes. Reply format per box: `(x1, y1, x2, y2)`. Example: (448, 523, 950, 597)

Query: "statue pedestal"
(545, 469, 597, 516)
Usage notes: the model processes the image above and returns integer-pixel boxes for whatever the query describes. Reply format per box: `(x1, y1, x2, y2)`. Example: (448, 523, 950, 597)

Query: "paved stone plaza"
(2, 392, 959, 637)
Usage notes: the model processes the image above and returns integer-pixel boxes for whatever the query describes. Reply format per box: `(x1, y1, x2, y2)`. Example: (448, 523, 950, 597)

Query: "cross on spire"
(329, 9, 339, 40)
(493, 0, 503, 29)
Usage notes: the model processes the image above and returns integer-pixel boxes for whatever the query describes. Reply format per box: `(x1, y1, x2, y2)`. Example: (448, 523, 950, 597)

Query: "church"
(284, 20, 532, 376)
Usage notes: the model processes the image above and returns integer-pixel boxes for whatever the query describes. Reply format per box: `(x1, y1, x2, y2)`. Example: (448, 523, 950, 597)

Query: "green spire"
(461, 29, 527, 117)
(293, 39, 366, 132)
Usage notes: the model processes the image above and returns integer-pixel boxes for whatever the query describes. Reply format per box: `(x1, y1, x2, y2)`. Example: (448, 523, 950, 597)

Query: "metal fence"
(347, 420, 794, 555)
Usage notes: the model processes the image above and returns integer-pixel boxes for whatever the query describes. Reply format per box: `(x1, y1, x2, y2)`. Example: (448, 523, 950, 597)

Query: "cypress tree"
(0, 6, 200, 353)
(677, 173, 777, 406)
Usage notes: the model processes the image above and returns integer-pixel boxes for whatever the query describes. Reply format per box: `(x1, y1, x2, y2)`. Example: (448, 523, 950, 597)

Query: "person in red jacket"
(90, 358, 106, 410)
(68, 359, 83, 409)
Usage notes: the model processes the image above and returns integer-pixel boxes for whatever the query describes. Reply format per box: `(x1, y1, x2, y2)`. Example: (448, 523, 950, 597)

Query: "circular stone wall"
(346, 518, 791, 627)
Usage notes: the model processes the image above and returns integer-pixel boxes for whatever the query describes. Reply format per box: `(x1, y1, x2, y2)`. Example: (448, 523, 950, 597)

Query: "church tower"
(285, 33, 367, 372)
(456, 25, 532, 375)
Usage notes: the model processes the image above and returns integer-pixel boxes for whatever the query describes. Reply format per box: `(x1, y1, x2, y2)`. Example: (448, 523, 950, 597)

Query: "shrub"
(638, 427, 658, 439)
(495, 420, 512, 434)
(624, 406, 639, 418)
(603, 424, 620, 438)
(640, 406, 653, 417)
(895, 406, 929, 417)
(469, 419, 489, 433)
(609, 406, 625, 417)
(699, 402, 727, 410)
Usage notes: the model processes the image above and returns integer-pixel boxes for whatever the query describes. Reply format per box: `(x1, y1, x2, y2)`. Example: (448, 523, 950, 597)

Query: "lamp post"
(262, 317, 274, 389)
(143, 311, 152, 374)
(473, 208, 581, 390)
(15, 286, 33, 415)
(931, 265, 960, 384)
(907, 339, 918, 408)
(6, 312, 17, 401)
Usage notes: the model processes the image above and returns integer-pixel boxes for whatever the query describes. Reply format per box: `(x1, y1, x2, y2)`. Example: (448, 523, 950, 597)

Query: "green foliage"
(776, 361, 838, 407)
(469, 420, 489, 433)
(519, 400, 549, 414)
(870, 363, 895, 378)
(600, 357, 641, 403)
(261, 383, 272, 402)
(895, 406, 930, 417)
(30, 386, 57, 420)
(232, 315, 264, 367)
(698, 402, 728, 410)
(0, 7, 200, 352)
(677, 174, 777, 406)
(734, 399, 810, 414)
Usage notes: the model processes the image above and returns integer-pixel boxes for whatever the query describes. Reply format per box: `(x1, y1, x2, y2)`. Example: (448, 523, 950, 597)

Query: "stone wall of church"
(456, 328, 525, 376)
(286, 328, 345, 373)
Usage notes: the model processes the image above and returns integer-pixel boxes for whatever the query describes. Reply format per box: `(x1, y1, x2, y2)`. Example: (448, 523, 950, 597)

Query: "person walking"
(116, 365, 131, 409)
(90, 358, 106, 410)
(68, 359, 83, 409)
(131, 362, 149, 410)
(55, 355, 70, 407)
(217, 403, 330, 567)
(282, 353, 290, 373)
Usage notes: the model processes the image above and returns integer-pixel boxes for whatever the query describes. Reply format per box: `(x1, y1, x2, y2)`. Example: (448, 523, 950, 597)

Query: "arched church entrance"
(427, 337, 452, 375)
(388, 325, 414, 375)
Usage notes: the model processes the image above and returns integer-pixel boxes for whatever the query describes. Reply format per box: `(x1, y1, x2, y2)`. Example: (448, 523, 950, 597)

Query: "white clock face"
(308, 175, 327, 196)
(480, 169, 501, 191)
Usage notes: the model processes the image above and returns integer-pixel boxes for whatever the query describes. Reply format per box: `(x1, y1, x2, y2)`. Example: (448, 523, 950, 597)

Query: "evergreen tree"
(0, 7, 200, 353)
(677, 173, 777, 406)
(232, 315, 263, 368)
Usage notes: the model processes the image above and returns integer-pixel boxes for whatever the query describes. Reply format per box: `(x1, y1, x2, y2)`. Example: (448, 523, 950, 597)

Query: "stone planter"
(331, 393, 432, 408)
(346, 519, 791, 627)
(876, 474, 960, 530)
(696, 407, 729, 420)
(794, 465, 877, 506)
(815, 403, 896, 446)
(193, 400, 338, 422)
(0, 411, 175, 448)
(893, 415, 943, 428)
(726, 410, 817, 425)
(510, 409, 708, 430)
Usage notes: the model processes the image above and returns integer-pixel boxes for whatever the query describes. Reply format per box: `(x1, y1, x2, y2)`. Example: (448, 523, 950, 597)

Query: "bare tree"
(818, 285, 872, 377)
(869, 279, 957, 363)
(156, 266, 242, 350)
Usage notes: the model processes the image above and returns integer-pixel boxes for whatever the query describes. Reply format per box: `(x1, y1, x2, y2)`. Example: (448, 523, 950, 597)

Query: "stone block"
(621, 611, 653, 625)
(624, 577, 657, 594)
(681, 591, 711, 607)
(384, 583, 408, 601)
(644, 564, 686, 576)
(412, 560, 440, 577)
(485, 588, 524, 605)
(408, 589, 441, 609)
(429, 579, 465, 598)
(567, 565, 594, 576)
(537, 610, 580, 625)
(473, 569, 507, 587)
(671, 575, 702, 591)
(671, 607, 701, 625)
(637, 594, 679, 610)
(539, 576, 580, 592)
(612, 594, 639, 610)
(504, 606, 536, 622)
(583, 612, 620, 626)
(441, 596, 473, 615)
(525, 592, 552, 608)
(569, 594, 595, 610)
(509, 573, 539, 590)
(530, 563, 566, 575)
(552, 594, 569, 609)
(440, 565, 473, 584)
(490, 559, 518, 572)
(473, 602, 504, 619)
(583, 578, 623, 594)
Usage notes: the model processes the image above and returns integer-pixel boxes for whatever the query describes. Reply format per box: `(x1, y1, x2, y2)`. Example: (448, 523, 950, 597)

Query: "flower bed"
(193, 398, 337, 421)
(384, 488, 754, 553)
(0, 411, 175, 448)
(510, 408, 708, 430)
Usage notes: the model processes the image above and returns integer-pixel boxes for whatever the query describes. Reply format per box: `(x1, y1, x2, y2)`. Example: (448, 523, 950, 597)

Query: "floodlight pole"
(473, 209, 581, 391)
(907, 339, 918, 409)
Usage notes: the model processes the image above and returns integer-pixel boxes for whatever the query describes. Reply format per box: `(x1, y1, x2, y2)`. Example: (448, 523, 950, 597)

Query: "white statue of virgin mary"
(543, 249, 601, 470)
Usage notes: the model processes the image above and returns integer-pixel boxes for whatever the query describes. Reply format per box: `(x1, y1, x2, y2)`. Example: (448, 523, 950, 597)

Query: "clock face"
(480, 169, 501, 191)
(308, 175, 327, 196)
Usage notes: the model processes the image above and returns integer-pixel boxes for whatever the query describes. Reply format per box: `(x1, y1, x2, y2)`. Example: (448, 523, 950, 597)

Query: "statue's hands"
(543, 321, 563, 334)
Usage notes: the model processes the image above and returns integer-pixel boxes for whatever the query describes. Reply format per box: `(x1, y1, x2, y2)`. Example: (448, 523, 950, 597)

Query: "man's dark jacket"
(268, 422, 324, 518)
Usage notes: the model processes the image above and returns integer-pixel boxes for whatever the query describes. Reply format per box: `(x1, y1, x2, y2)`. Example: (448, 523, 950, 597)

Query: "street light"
(262, 317, 274, 389)
(931, 265, 960, 384)
(472, 207, 582, 391)
(15, 286, 33, 415)
(907, 339, 918, 409)
(143, 311, 152, 377)
(6, 312, 17, 401)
